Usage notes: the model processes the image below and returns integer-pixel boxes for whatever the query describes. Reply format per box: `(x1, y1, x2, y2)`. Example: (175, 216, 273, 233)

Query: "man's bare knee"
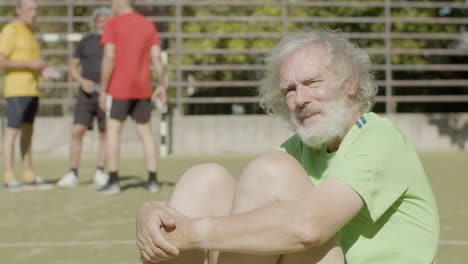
(232, 151, 313, 213)
(177, 163, 236, 192)
(239, 151, 313, 195)
(170, 163, 236, 218)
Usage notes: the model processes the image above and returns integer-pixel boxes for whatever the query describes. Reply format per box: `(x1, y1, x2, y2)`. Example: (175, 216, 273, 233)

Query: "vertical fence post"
(384, 0, 394, 113)
(66, 0, 73, 117)
(175, 0, 183, 116)
(281, 0, 288, 34)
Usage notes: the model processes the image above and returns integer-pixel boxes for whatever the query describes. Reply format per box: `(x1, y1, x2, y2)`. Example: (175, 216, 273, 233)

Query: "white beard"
(289, 95, 351, 150)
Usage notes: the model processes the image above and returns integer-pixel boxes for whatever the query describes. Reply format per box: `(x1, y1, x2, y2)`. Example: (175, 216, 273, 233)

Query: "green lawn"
(0, 152, 467, 264)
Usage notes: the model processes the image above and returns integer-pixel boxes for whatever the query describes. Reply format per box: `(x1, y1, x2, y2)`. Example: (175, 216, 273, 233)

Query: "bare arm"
(150, 45, 166, 104)
(179, 179, 363, 254)
(99, 44, 115, 93)
(0, 53, 46, 72)
(99, 44, 115, 111)
(69, 57, 93, 94)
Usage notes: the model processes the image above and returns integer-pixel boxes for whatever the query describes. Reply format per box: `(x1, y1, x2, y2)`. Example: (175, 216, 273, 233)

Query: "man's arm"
(0, 53, 46, 72)
(172, 178, 363, 254)
(69, 57, 94, 94)
(150, 44, 166, 104)
(99, 43, 115, 111)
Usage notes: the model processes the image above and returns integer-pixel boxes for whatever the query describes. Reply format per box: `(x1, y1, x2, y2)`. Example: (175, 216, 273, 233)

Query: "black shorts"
(107, 97, 152, 122)
(73, 93, 106, 131)
(6, 96, 39, 128)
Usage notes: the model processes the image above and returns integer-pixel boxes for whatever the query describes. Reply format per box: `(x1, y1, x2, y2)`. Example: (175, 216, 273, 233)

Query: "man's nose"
(294, 85, 309, 107)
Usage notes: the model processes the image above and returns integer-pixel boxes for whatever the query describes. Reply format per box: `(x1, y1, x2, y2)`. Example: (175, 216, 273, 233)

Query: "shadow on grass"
(119, 175, 175, 192)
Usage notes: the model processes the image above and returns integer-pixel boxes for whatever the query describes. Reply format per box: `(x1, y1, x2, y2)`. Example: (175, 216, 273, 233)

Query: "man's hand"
(136, 201, 181, 263)
(80, 79, 95, 94)
(99, 91, 106, 112)
(151, 85, 167, 105)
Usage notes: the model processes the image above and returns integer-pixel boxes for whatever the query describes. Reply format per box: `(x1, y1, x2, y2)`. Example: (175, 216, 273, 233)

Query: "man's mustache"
(295, 104, 323, 122)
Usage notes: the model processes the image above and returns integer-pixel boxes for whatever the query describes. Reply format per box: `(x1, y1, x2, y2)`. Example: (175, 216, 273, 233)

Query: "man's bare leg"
(162, 163, 237, 264)
(106, 118, 124, 172)
(135, 121, 157, 172)
(20, 123, 35, 182)
(2, 127, 20, 183)
(97, 130, 106, 168)
(69, 124, 87, 169)
(217, 151, 344, 264)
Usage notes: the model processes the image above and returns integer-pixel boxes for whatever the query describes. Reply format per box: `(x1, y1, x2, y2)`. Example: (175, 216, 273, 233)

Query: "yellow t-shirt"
(0, 21, 40, 98)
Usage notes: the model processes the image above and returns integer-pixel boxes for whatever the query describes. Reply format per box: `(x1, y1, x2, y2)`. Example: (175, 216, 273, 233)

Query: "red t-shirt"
(101, 12, 160, 99)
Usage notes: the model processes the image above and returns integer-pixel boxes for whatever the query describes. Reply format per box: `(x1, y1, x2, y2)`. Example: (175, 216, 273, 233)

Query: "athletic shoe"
(3, 179, 22, 192)
(97, 182, 121, 195)
(93, 170, 108, 187)
(57, 172, 78, 188)
(144, 180, 160, 193)
(22, 176, 54, 191)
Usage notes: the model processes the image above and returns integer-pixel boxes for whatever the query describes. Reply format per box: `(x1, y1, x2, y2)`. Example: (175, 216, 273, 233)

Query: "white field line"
(0, 240, 466, 248)
(0, 240, 134, 248)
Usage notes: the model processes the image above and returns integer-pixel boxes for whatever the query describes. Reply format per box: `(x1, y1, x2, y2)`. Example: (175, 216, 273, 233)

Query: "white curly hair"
(259, 27, 378, 121)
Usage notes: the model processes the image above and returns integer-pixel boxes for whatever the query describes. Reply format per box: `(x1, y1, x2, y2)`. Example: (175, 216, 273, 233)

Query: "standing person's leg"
(97, 97, 127, 195)
(69, 124, 87, 172)
(96, 117, 124, 194)
(97, 130, 106, 169)
(133, 98, 160, 192)
(4, 97, 28, 190)
(135, 121, 157, 172)
(58, 94, 94, 187)
(106, 118, 124, 175)
(144, 163, 237, 264)
(19, 97, 51, 190)
(57, 124, 87, 187)
(20, 123, 34, 182)
(217, 151, 344, 264)
(93, 129, 108, 186)
(93, 101, 108, 186)
(2, 127, 20, 185)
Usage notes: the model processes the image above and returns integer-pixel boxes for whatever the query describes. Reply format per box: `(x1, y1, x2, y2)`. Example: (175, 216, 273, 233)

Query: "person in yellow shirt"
(0, 0, 52, 191)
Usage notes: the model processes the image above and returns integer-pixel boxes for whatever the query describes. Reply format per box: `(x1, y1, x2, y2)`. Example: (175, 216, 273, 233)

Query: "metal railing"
(0, 0, 467, 115)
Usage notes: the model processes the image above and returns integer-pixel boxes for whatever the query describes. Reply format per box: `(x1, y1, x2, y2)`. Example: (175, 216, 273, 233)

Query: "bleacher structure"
(0, 0, 467, 117)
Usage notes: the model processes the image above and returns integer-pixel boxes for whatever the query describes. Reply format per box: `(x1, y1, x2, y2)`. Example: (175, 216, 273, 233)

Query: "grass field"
(1, 152, 467, 264)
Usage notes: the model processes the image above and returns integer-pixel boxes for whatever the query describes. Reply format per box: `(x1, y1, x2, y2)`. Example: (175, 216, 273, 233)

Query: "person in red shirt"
(98, 0, 166, 195)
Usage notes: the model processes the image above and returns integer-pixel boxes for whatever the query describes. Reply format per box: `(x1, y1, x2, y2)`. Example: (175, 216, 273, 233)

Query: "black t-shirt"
(73, 34, 103, 84)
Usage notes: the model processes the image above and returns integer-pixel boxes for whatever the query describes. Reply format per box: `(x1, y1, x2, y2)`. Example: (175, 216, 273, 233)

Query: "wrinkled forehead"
(279, 45, 330, 80)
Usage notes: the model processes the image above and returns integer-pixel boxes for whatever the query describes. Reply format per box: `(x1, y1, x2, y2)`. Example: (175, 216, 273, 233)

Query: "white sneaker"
(97, 182, 121, 195)
(93, 170, 108, 187)
(57, 172, 78, 188)
(4, 179, 22, 192)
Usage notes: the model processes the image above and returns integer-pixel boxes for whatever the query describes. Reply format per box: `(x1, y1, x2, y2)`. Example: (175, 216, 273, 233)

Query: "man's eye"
(282, 87, 294, 95)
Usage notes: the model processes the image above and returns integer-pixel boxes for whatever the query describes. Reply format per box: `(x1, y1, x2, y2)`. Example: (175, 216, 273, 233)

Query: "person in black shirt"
(57, 7, 113, 188)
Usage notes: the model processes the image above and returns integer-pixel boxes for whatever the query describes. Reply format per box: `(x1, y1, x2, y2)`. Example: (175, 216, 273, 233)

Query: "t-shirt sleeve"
(150, 23, 161, 46)
(0, 24, 16, 57)
(100, 19, 115, 45)
(325, 124, 410, 222)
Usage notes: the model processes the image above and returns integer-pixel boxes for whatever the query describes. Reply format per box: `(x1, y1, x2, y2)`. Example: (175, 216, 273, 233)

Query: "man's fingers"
(160, 215, 176, 228)
(136, 238, 157, 259)
(138, 242, 176, 263)
(140, 251, 160, 263)
(149, 231, 179, 256)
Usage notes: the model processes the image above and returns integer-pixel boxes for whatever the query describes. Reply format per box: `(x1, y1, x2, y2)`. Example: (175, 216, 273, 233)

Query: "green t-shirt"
(280, 112, 440, 263)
